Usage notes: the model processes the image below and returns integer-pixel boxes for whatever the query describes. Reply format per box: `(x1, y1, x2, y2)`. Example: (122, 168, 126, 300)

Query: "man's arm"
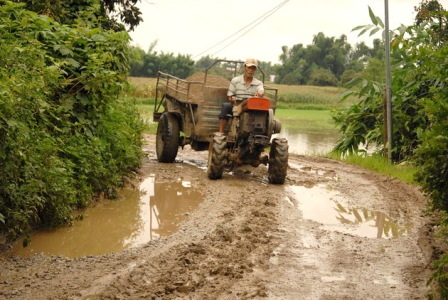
(254, 85, 264, 97)
(227, 79, 237, 104)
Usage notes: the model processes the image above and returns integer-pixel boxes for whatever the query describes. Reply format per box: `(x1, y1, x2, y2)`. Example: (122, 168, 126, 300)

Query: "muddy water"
(274, 127, 340, 155)
(288, 184, 413, 239)
(9, 175, 203, 258)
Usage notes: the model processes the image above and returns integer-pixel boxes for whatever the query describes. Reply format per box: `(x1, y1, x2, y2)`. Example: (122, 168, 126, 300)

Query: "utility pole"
(384, 0, 393, 163)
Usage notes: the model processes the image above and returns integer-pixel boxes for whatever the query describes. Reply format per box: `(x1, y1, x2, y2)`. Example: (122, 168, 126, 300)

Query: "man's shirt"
(227, 75, 264, 100)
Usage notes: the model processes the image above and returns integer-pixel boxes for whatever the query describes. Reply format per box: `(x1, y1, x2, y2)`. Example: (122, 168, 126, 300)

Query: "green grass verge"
(275, 109, 338, 131)
(325, 152, 417, 185)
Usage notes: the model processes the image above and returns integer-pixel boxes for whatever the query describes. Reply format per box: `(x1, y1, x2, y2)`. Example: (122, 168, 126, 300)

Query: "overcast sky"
(129, 0, 423, 64)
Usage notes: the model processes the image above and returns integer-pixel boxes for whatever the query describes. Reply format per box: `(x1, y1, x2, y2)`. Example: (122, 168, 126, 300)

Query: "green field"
(275, 109, 337, 131)
(127, 77, 355, 111)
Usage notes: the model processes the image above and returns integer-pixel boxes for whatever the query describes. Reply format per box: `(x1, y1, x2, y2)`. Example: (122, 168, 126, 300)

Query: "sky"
(128, 0, 423, 64)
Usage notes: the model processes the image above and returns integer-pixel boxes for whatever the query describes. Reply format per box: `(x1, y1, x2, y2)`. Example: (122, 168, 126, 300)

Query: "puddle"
(274, 127, 340, 155)
(288, 185, 412, 239)
(288, 162, 337, 180)
(274, 124, 372, 156)
(8, 175, 203, 258)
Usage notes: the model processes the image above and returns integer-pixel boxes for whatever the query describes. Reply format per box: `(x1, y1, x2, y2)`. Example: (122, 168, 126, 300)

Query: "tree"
(13, 0, 142, 31)
(361, 58, 386, 82)
(307, 68, 338, 86)
(194, 55, 217, 70)
(129, 46, 146, 77)
(339, 69, 360, 86)
(127, 44, 196, 78)
(415, 0, 448, 43)
(332, 2, 448, 211)
(102, 0, 142, 31)
(311, 33, 351, 79)
(275, 32, 352, 86)
(349, 39, 385, 65)
(276, 44, 307, 85)
(332, 6, 428, 161)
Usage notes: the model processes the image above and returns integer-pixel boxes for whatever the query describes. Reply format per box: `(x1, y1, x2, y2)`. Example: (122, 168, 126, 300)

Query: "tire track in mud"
(265, 155, 432, 299)
(0, 140, 438, 299)
(92, 167, 285, 299)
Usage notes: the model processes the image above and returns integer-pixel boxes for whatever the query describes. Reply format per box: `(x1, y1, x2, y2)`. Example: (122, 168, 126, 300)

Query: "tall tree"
(194, 55, 216, 70)
(415, 0, 448, 43)
(276, 44, 307, 85)
(310, 33, 351, 79)
(13, 0, 142, 31)
(275, 32, 352, 86)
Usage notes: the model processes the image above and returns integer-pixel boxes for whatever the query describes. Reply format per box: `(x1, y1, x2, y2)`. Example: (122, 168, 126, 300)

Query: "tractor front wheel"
(268, 138, 288, 184)
(207, 134, 227, 179)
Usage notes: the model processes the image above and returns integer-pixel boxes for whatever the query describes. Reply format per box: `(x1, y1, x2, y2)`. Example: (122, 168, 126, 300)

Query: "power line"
(211, 1, 289, 57)
(192, 0, 289, 59)
(193, 0, 288, 58)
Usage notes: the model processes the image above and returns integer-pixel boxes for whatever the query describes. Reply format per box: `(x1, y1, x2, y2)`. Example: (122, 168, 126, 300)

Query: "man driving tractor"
(218, 58, 265, 133)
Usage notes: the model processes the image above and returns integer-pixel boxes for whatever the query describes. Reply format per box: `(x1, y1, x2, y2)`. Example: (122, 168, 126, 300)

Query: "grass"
(126, 96, 157, 134)
(325, 152, 417, 185)
(275, 109, 338, 131)
(127, 76, 417, 184)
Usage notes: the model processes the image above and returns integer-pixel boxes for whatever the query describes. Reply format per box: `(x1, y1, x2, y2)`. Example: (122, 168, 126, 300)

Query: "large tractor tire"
(268, 138, 289, 184)
(156, 112, 180, 163)
(207, 134, 227, 179)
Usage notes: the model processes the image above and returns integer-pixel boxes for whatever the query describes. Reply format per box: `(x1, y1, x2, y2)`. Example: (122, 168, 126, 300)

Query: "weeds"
(325, 152, 417, 185)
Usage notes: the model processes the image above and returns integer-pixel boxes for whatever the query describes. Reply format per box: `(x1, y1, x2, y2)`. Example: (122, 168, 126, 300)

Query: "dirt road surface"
(0, 134, 440, 299)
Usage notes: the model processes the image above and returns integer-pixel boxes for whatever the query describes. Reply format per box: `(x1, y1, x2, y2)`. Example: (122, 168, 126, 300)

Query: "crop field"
(127, 77, 356, 110)
(127, 77, 158, 98)
(269, 83, 353, 109)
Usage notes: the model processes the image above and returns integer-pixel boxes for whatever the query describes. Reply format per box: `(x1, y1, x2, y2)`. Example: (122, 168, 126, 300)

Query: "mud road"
(0, 134, 439, 299)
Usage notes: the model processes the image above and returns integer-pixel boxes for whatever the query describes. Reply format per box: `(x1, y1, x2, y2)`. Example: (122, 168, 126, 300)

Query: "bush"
(0, 2, 145, 239)
(415, 92, 448, 211)
(307, 68, 338, 87)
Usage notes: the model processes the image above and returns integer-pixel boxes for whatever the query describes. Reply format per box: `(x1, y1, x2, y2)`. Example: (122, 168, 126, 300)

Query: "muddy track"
(0, 134, 440, 299)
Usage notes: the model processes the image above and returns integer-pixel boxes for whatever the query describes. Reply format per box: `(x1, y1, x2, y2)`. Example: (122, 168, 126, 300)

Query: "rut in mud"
(0, 134, 441, 299)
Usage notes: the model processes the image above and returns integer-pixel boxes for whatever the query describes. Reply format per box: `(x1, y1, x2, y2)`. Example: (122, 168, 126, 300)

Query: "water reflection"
(9, 175, 203, 258)
(288, 185, 412, 239)
(274, 126, 340, 155)
(146, 177, 202, 240)
(334, 204, 411, 239)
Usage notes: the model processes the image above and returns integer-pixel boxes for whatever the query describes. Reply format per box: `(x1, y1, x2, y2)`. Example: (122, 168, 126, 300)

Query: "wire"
(193, 0, 288, 58)
(192, 0, 289, 59)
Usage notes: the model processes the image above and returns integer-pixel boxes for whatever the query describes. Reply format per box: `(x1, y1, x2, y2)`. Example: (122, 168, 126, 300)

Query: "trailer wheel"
(268, 138, 288, 184)
(207, 134, 227, 179)
(156, 112, 180, 163)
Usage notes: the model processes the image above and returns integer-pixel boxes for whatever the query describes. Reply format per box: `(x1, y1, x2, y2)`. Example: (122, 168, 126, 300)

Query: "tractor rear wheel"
(207, 134, 227, 179)
(156, 112, 179, 163)
(268, 138, 288, 184)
